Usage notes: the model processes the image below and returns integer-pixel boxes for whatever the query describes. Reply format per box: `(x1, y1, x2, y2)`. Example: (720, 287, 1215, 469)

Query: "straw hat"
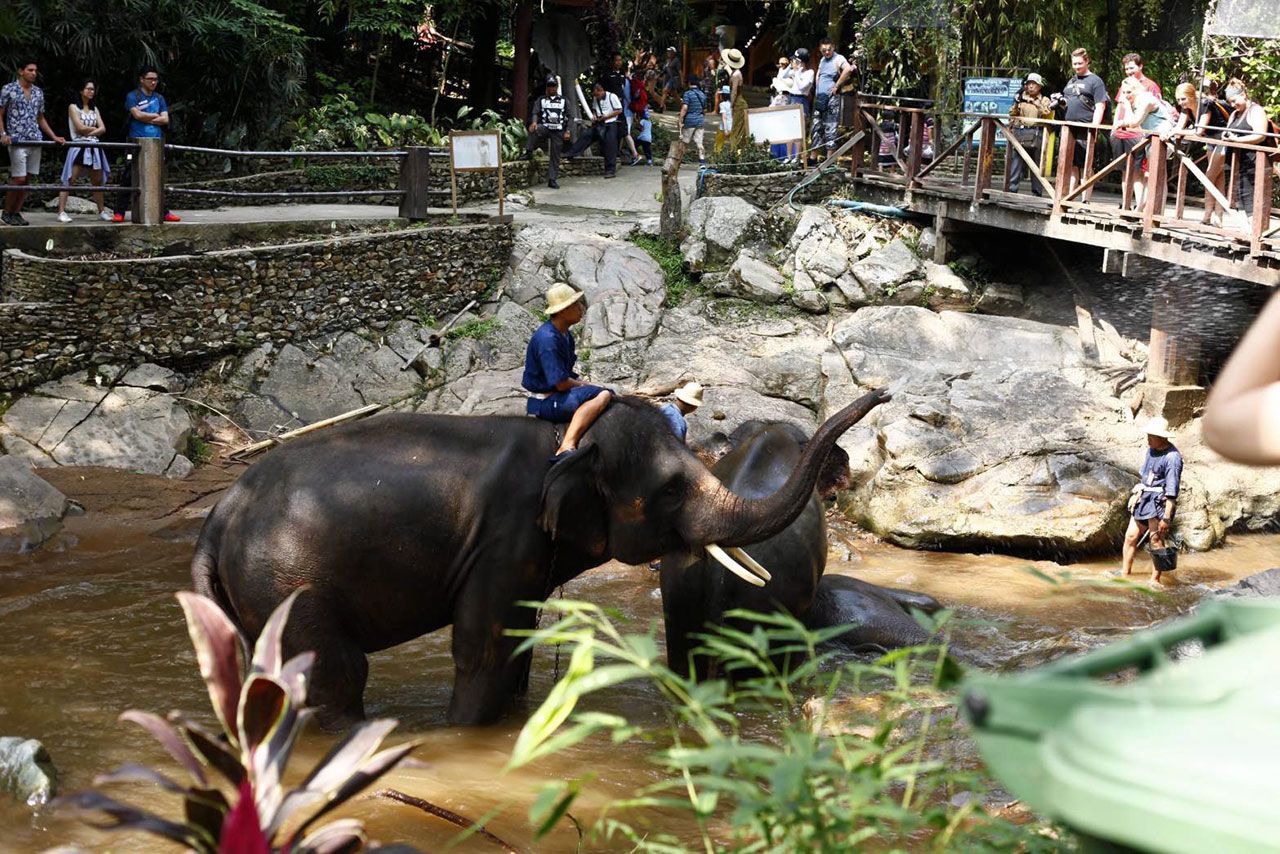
(674, 381, 704, 408)
(545, 283, 584, 315)
(1142, 416, 1175, 440)
(721, 48, 745, 70)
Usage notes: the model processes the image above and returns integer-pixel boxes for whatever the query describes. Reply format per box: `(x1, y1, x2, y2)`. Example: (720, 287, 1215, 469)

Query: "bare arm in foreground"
(1203, 289, 1280, 464)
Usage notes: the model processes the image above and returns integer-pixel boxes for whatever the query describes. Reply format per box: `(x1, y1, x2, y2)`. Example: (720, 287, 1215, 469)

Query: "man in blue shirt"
(114, 65, 180, 223)
(523, 283, 612, 461)
(659, 381, 702, 443)
(679, 76, 708, 163)
(810, 37, 854, 164)
(1121, 416, 1184, 583)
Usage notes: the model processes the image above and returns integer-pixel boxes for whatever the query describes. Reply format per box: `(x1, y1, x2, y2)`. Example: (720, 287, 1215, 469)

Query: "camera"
(1048, 92, 1065, 106)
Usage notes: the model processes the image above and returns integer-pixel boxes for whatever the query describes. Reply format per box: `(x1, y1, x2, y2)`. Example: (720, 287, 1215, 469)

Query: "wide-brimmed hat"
(721, 48, 745, 70)
(1142, 416, 1175, 440)
(1025, 72, 1045, 86)
(674, 381, 704, 408)
(545, 283, 584, 315)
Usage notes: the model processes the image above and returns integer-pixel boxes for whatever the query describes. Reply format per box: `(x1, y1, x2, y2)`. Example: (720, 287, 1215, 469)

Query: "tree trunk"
(512, 0, 534, 122)
(469, 2, 502, 111)
(827, 0, 842, 43)
(660, 138, 686, 239)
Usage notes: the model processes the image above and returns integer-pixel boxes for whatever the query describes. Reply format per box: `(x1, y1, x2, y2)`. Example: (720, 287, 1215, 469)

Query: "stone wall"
(701, 169, 853, 208)
(0, 223, 513, 392)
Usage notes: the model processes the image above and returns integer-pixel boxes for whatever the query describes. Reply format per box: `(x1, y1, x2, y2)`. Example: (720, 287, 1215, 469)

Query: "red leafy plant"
(57, 590, 421, 853)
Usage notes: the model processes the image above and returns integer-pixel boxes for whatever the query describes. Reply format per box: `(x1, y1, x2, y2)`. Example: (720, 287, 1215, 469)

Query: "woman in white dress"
(57, 79, 112, 222)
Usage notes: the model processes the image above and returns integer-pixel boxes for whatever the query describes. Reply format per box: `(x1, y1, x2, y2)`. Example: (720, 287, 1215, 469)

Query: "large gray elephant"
(660, 421, 943, 679)
(192, 391, 890, 727)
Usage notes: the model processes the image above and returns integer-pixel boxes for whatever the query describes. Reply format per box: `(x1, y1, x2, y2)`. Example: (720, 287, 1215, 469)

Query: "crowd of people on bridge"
(1, 58, 182, 226)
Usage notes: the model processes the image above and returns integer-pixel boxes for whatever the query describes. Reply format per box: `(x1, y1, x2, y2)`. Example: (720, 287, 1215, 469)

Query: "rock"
(0, 457, 70, 553)
(975, 281, 1025, 316)
(832, 273, 876, 308)
(788, 205, 836, 246)
(684, 196, 765, 266)
(681, 238, 708, 273)
(44, 194, 97, 214)
(851, 238, 920, 292)
(917, 227, 938, 260)
(922, 262, 972, 311)
(119, 363, 185, 393)
(790, 270, 828, 313)
(0, 736, 57, 805)
(721, 251, 785, 303)
(887, 279, 926, 306)
(1, 379, 193, 477)
(1214, 568, 1280, 599)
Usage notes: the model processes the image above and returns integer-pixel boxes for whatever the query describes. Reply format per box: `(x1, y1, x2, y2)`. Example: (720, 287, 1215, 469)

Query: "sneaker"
(646, 159, 653, 166)
(112, 213, 126, 223)
(0, 212, 16, 226)
(548, 179, 559, 189)
(604, 172, 616, 179)
(57, 212, 73, 223)
(16, 212, 29, 225)
(630, 156, 643, 166)
(163, 212, 182, 223)
(99, 210, 113, 221)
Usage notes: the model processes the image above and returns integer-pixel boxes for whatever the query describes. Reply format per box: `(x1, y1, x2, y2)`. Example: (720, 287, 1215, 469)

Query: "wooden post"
(450, 160, 459, 215)
(660, 138, 686, 239)
(905, 111, 923, 187)
(1001, 122, 1013, 192)
(1142, 135, 1166, 236)
(133, 137, 164, 225)
(962, 126, 974, 185)
(1252, 148, 1273, 254)
(1082, 127, 1098, 202)
(850, 97, 867, 178)
(1148, 289, 1200, 386)
(497, 161, 505, 219)
(398, 147, 432, 220)
(972, 117, 994, 207)
(1174, 152, 1188, 221)
(1053, 125, 1073, 216)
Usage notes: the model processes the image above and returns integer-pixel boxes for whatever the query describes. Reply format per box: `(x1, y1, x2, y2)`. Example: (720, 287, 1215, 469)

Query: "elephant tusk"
(706, 543, 767, 587)
(725, 547, 772, 582)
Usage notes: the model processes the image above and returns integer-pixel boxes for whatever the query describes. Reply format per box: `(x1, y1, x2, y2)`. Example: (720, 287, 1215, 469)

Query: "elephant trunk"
(686, 388, 889, 550)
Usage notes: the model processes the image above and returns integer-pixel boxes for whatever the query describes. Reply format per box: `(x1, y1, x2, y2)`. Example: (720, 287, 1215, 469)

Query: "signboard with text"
(963, 77, 1021, 147)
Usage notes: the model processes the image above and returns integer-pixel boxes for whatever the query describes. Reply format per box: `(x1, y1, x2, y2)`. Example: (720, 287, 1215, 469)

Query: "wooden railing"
(846, 94, 1278, 257)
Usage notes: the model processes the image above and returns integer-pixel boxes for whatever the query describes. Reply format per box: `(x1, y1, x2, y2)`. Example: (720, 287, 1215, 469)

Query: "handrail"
(0, 139, 138, 148)
(163, 144, 407, 158)
(165, 188, 407, 198)
(0, 183, 135, 192)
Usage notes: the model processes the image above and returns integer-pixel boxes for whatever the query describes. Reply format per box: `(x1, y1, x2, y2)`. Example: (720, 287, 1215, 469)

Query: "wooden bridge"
(836, 95, 1279, 289)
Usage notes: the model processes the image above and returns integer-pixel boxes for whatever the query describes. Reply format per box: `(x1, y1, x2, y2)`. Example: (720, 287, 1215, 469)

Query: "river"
(2, 468, 1276, 852)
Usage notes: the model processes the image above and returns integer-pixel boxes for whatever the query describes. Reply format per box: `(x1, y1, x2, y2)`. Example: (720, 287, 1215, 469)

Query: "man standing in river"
(1121, 417, 1183, 584)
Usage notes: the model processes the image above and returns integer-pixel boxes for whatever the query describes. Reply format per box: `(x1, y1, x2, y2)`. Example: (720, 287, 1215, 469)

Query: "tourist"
(604, 52, 640, 166)
(877, 113, 899, 169)
(0, 58, 66, 227)
(636, 105, 654, 165)
(1203, 289, 1280, 465)
(1112, 76, 1177, 208)
(1008, 72, 1053, 196)
(701, 54, 718, 106)
(525, 75, 570, 189)
(662, 47, 682, 112)
(56, 78, 113, 222)
(1220, 79, 1270, 229)
(1060, 47, 1109, 194)
(769, 57, 793, 161)
(789, 48, 815, 111)
(660, 381, 703, 443)
(522, 283, 612, 462)
(1161, 82, 1199, 141)
(679, 75, 709, 164)
(811, 37, 854, 165)
(114, 65, 180, 223)
(1196, 77, 1231, 227)
(1120, 417, 1183, 584)
(722, 48, 748, 152)
(1110, 53, 1163, 208)
(565, 82, 623, 178)
(645, 53, 662, 111)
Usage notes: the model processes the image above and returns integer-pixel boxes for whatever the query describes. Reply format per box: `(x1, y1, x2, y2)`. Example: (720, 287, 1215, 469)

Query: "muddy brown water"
(2, 469, 1277, 852)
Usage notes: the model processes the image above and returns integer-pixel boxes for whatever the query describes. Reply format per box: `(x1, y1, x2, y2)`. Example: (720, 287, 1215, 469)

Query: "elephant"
(191, 390, 890, 727)
(660, 420, 943, 679)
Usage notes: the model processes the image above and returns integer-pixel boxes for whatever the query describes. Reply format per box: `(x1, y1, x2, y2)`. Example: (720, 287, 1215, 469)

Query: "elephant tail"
(190, 514, 243, 633)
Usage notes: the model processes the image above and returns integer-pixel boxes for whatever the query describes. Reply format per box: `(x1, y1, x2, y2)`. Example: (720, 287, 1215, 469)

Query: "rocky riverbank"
(3, 191, 1278, 557)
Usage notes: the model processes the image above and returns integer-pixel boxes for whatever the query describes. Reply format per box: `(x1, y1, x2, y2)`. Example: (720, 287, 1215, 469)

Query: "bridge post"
(132, 137, 164, 226)
(1142, 288, 1204, 425)
(849, 94, 867, 178)
(905, 111, 923, 188)
(972, 118, 994, 207)
(1142, 135, 1167, 237)
(1052, 125, 1073, 217)
(398, 147, 433, 221)
(1252, 149, 1274, 255)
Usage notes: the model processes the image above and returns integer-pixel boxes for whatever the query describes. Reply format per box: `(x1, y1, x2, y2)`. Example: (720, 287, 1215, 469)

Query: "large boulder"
(828, 307, 1138, 555)
(682, 196, 765, 268)
(922, 262, 972, 311)
(0, 457, 70, 553)
(720, 250, 785, 303)
(0, 736, 57, 806)
(788, 205, 850, 287)
(1, 376, 193, 477)
(1214, 568, 1280, 599)
(850, 238, 920, 292)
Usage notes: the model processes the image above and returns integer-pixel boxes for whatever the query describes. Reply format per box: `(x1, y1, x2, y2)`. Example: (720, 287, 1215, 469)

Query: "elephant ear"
(797, 433, 851, 499)
(538, 444, 607, 548)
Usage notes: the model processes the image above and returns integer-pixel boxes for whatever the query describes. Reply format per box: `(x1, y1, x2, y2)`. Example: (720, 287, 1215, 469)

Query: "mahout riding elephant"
(192, 390, 890, 727)
(660, 420, 943, 679)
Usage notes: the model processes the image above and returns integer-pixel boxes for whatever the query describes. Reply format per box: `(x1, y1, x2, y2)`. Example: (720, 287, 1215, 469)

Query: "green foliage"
(186, 435, 214, 466)
(455, 106, 529, 161)
(707, 143, 793, 175)
(507, 601, 1069, 852)
(303, 163, 395, 189)
(630, 234, 700, 305)
(447, 317, 501, 341)
(56, 591, 419, 852)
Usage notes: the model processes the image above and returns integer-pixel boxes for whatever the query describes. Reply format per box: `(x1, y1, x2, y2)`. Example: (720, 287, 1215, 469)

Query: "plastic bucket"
(1149, 546, 1178, 573)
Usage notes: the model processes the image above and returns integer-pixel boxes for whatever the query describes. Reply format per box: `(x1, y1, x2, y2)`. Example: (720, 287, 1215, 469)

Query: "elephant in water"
(192, 391, 890, 727)
(660, 420, 943, 679)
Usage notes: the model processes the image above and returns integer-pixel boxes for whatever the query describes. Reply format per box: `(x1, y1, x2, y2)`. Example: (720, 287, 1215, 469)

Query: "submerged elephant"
(661, 420, 943, 679)
(192, 390, 890, 727)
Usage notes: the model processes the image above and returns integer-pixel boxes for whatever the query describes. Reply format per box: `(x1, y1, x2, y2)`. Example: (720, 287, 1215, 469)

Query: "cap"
(544, 75, 559, 86)
(793, 48, 810, 63)
(1025, 72, 1045, 86)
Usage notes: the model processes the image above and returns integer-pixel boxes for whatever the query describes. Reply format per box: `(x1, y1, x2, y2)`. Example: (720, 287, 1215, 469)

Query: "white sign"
(747, 105, 805, 145)
(450, 131, 502, 171)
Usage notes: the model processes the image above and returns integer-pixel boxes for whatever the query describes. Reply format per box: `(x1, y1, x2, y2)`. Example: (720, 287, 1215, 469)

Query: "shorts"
(7, 144, 41, 178)
(526, 384, 607, 423)
(1072, 137, 1090, 168)
(679, 126, 704, 144)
